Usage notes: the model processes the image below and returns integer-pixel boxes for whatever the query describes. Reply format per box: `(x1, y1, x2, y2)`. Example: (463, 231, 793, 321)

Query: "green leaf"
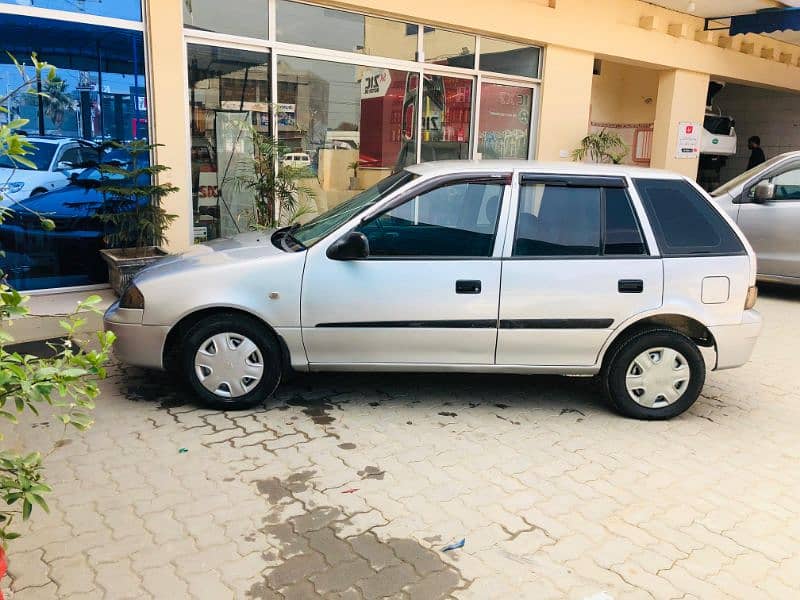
(40, 218, 56, 232)
(22, 499, 31, 520)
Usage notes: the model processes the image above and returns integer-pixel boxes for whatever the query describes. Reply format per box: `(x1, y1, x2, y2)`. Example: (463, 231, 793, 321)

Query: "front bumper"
(709, 309, 763, 370)
(104, 302, 169, 370)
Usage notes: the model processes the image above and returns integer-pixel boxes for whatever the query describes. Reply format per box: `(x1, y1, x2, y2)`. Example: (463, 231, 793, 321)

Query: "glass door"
(476, 80, 536, 160)
(419, 72, 473, 162)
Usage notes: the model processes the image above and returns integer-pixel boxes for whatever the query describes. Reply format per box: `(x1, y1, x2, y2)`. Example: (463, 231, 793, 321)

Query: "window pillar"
(145, 0, 192, 251)
(535, 45, 594, 161)
(651, 68, 710, 179)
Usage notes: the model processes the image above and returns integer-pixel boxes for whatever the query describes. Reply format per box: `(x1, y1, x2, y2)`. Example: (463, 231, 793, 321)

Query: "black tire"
(602, 328, 705, 420)
(181, 313, 282, 410)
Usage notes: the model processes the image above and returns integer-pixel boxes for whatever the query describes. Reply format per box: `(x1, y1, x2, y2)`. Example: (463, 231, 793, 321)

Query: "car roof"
(405, 160, 684, 180)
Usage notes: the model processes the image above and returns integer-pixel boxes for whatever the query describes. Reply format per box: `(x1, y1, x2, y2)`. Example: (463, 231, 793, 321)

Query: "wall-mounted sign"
(361, 69, 391, 99)
(676, 121, 700, 159)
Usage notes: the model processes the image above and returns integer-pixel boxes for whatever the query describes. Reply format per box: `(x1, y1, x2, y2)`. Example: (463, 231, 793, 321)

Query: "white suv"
(0, 136, 99, 205)
(105, 161, 762, 420)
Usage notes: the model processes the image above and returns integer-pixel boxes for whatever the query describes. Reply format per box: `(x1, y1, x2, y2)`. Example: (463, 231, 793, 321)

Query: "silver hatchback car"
(712, 152, 800, 285)
(105, 161, 762, 420)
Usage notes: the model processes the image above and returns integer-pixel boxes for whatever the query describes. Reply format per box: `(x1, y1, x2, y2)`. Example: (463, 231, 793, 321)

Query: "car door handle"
(618, 279, 644, 294)
(456, 280, 482, 294)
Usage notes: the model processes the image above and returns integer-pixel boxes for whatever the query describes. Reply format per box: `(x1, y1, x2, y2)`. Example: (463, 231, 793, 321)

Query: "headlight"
(119, 284, 145, 309)
(0, 182, 25, 195)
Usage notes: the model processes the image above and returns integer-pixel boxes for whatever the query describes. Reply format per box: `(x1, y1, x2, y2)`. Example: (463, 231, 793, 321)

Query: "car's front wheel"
(603, 328, 705, 420)
(181, 313, 282, 410)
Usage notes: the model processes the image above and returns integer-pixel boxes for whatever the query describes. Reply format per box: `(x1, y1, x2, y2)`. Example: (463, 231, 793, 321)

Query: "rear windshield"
(633, 178, 744, 256)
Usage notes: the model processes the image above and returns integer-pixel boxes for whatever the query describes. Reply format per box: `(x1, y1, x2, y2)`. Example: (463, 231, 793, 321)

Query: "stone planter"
(100, 247, 168, 295)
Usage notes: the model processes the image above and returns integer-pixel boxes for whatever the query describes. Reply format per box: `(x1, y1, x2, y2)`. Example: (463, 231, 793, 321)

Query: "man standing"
(747, 136, 766, 170)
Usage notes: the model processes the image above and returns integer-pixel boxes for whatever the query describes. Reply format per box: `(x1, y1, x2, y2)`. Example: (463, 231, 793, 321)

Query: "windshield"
(0, 141, 58, 171)
(292, 170, 417, 247)
(712, 154, 788, 196)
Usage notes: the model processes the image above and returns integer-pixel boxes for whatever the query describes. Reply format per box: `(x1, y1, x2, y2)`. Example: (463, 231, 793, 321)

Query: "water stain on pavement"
(246, 472, 465, 599)
(357, 466, 385, 480)
(255, 470, 315, 505)
(286, 395, 336, 425)
(338, 443, 356, 450)
(438, 411, 458, 418)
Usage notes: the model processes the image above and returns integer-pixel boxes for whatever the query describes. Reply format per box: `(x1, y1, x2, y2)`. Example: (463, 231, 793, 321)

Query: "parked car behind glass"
(0, 136, 99, 205)
(712, 151, 800, 285)
(106, 161, 761, 420)
(0, 150, 146, 289)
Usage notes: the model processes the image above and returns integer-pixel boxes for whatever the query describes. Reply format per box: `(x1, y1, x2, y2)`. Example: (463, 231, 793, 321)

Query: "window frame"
(351, 172, 511, 261)
(508, 174, 652, 260)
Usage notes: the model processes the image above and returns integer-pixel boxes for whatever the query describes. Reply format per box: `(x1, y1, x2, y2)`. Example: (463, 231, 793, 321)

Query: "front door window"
(358, 180, 504, 257)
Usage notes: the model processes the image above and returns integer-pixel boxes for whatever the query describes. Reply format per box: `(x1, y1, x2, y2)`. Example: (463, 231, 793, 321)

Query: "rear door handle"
(618, 279, 644, 294)
(456, 280, 482, 294)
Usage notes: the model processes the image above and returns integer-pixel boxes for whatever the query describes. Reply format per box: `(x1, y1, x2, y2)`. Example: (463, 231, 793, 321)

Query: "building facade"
(1, 0, 799, 291)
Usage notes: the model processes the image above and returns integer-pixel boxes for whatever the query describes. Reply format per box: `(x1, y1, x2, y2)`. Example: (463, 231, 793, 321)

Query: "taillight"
(745, 286, 758, 310)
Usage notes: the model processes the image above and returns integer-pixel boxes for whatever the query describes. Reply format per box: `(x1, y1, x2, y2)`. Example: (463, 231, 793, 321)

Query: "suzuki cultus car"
(106, 161, 762, 420)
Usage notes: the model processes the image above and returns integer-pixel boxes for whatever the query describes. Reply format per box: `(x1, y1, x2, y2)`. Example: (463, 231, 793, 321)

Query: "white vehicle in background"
(0, 136, 99, 206)
(699, 82, 737, 189)
(281, 152, 311, 169)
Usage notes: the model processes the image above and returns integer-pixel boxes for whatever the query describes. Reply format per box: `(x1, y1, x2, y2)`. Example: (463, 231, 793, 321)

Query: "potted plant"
(348, 160, 360, 190)
(97, 140, 178, 294)
(571, 129, 629, 164)
(234, 123, 315, 228)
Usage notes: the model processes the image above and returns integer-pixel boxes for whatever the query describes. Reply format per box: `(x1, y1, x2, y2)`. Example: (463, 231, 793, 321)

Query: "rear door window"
(633, 178, 744, 256)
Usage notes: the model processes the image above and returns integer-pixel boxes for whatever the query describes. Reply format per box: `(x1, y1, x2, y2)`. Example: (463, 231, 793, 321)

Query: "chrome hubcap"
(194, 333, 264, 398)
(625, 347, 691, 409)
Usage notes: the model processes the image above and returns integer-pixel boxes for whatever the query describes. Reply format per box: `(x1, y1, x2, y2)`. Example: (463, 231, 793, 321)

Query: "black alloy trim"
(499, 319, 614, 329)
(315, 319, 614, 329)
(316, 320, 497, 329)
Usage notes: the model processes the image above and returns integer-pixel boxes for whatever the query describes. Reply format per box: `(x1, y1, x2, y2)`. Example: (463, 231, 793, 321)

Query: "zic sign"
(361, 69, 391, 99)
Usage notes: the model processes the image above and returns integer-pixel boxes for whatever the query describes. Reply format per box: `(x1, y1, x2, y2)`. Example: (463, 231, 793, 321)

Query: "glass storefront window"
(477, 83, 532, 159)
(278, 56, 418, 213)
(277, 1, 417, 61)
(0, 14, 147, 291)
(420, 74, 471, 162)
(424, 28, 475, 69)
(187, 44, 270, 242)
(479, 37, 541, 79)
(183, 0, 268, 39)
(0, 0, 142, 20)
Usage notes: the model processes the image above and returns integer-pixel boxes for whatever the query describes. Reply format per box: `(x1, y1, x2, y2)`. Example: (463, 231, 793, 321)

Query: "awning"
(729, 7, 800, 36)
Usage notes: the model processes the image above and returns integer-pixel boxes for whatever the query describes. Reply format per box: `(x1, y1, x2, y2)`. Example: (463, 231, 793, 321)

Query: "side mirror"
(753, 181, 774, 203)
(57, 161, 73, 171)
(326, 231, 369, 261)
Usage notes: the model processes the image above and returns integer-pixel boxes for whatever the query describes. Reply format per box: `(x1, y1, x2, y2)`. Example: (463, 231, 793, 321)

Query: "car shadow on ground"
(113, 364, 610, 419)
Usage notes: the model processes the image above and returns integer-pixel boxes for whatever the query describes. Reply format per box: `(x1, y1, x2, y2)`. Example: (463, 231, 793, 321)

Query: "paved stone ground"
(2, 285, 800, 599)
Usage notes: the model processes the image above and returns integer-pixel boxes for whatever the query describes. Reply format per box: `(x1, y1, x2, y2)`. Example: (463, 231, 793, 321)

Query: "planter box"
(100, 247, 167, 295)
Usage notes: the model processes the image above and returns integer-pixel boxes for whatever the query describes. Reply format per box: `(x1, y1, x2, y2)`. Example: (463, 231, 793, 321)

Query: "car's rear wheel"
(603, 328, 705, 420)
(181, 313, 281, 410)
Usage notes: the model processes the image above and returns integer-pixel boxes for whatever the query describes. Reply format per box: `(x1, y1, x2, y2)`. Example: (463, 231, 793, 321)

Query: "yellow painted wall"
(331, 0, 800, 92)
(590, 61, 659, 125)
(651, 69, 710, 178)
(536, 45, 594, 161)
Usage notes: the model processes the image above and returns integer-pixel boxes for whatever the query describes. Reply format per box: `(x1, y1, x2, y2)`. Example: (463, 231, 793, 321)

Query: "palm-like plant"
(233, 124, 315, 229)
(42, 77, 76, 132)
(572, 129, 628, 164)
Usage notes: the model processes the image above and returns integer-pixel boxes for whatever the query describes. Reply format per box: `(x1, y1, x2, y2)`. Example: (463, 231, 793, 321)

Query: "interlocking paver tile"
(1, 288, 799, 598)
